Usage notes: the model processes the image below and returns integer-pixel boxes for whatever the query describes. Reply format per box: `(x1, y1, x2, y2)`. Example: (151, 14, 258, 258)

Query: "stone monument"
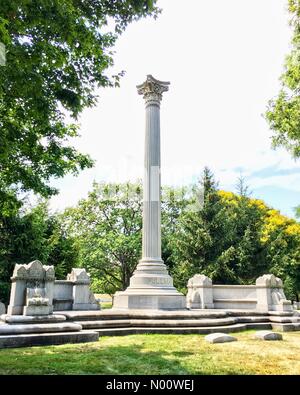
(186, 274, 214, 309)
(186, 273, 293, 312)
(7, 260, 55, 316)
(25, 286, 51, 316)
(113, 75, 185, 310)
(6, 261, 100, 316)
(256, 274, 292, 312)
(66, 268, 99, 311)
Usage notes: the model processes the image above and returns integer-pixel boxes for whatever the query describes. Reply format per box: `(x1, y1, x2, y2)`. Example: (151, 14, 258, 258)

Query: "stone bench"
(187, 274, 293, 312)
(213, 298, 257, 310)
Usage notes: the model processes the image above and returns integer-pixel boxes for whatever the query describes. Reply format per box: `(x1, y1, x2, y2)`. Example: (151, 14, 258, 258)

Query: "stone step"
(76, 317, 239, 329)
(77, 320, 131, 329)
(94, 323, 247, 336)
(92, 322, 272, 336)
(1, 314, 66, 325)
(75, 316, 274, 330)
(271, 322, 300, 332)
(225, 310, 269, 317)
(58, 310, 230, 321)
(267, 311, 294, 317)
(0, 322, 82, 335)
(0, 330, 99, 349)
(269, 316, 300, 323)
(236, 316, 270, 323)
(60, 309, 273, 322)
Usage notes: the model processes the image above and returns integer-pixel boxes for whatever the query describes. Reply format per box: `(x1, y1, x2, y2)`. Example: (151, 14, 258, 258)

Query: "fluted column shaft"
(112, 75, 186, 310)
(142, 101, 162, 260)
(136, 75, 170, 264)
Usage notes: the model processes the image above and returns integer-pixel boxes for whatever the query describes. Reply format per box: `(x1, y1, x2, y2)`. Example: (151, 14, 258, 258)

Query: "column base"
(113, 290, 186, 310)
(113, 258, 186, 310)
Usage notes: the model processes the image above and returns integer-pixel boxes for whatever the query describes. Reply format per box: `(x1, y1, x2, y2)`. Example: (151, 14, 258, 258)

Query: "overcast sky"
(49, 0, 300, 219)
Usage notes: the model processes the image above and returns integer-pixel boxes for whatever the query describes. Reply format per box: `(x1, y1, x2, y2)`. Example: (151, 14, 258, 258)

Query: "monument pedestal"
(113, 293, 186, 310)
(113, 259, 186, 310)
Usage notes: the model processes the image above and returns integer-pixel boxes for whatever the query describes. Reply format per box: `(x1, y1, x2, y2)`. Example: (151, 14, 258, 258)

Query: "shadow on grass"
(0, 340, 252, 375)
(0, 343, 191, 375)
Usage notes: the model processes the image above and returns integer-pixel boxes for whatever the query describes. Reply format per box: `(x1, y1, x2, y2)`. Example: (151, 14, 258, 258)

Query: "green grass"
(1, 331, 300, 375)
(101, 302, 112, 309)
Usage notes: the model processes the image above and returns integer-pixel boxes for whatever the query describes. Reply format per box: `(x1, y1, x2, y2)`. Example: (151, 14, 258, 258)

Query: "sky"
(49, 0, 300, 219)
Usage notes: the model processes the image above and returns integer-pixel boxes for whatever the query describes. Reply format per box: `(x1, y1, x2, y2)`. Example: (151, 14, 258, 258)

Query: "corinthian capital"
(137, 75, 170, 106)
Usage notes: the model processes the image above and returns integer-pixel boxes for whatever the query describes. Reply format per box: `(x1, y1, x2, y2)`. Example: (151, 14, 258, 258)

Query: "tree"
(260, 207, 300, 300)
(0, 201, 77, 304)
(161, 185, 191, 271)
(219, 193, 267, 281)
(170, 168, 238, 291)
(170, 170, 300, 299)
(201, 166, 218, 198)
(265, 0, 300, 158)
(170, 170, 275, 293)
(62, 182, 143, 294)
(62, 181, 191, 295)
(0, 1, 159, 212)
(235, 175, 251, 198)
(60, 176, 300, 300)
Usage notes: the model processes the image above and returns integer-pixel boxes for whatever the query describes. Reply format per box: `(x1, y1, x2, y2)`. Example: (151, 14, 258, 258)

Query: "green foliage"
(169, 170, 266, 292)
(169, 169, 300, 299)
(161, 185, 191, 271)
(1, 174, 299, 303)
(62, 182, 143, 294)
(260, 207, 300, 300)
(62, 182, 191, 295)
(0, 0, 159, 212)
(59, 174, 300, 299)
(265, 0, 300, 158)
(0, 201, 77, 304)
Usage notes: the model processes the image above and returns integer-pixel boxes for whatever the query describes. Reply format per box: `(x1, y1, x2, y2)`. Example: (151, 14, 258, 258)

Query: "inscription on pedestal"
(148, 278, 172, 286)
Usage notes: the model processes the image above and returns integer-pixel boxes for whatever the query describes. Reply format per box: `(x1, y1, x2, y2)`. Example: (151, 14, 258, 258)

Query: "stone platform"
(0, 331, 99, 349)
(56, 308, 300, 336)
(1, 308, 299, 348)
(0, 314, 99, 348)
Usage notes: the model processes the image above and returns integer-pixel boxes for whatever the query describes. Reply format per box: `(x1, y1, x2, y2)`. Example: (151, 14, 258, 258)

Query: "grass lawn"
(101, 302, 112, 309)
(0, 331, 300, 375)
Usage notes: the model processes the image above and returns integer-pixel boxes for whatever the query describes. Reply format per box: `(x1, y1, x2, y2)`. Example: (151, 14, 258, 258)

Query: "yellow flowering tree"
(170, 169, 300, 300)
(219, 192, 300, 300)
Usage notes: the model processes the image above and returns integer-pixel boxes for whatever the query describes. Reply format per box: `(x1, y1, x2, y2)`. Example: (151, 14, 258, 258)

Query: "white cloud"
(249, 173, 300, 192)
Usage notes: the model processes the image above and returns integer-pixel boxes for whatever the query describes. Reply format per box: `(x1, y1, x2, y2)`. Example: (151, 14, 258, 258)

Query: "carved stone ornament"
(26, 287, 50, 306)
(187, 274, 212, 288)
(137, 74, 170, 106)
(12, 264, 28, 280)
(67, 268, 91, 284)
(11, 260, 55, 282)
(256, 274, 282, 288)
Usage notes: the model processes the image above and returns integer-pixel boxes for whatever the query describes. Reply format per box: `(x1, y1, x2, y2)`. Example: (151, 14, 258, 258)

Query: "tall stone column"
(113, 75, 185, 310)
(139, 75, 167, 264)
